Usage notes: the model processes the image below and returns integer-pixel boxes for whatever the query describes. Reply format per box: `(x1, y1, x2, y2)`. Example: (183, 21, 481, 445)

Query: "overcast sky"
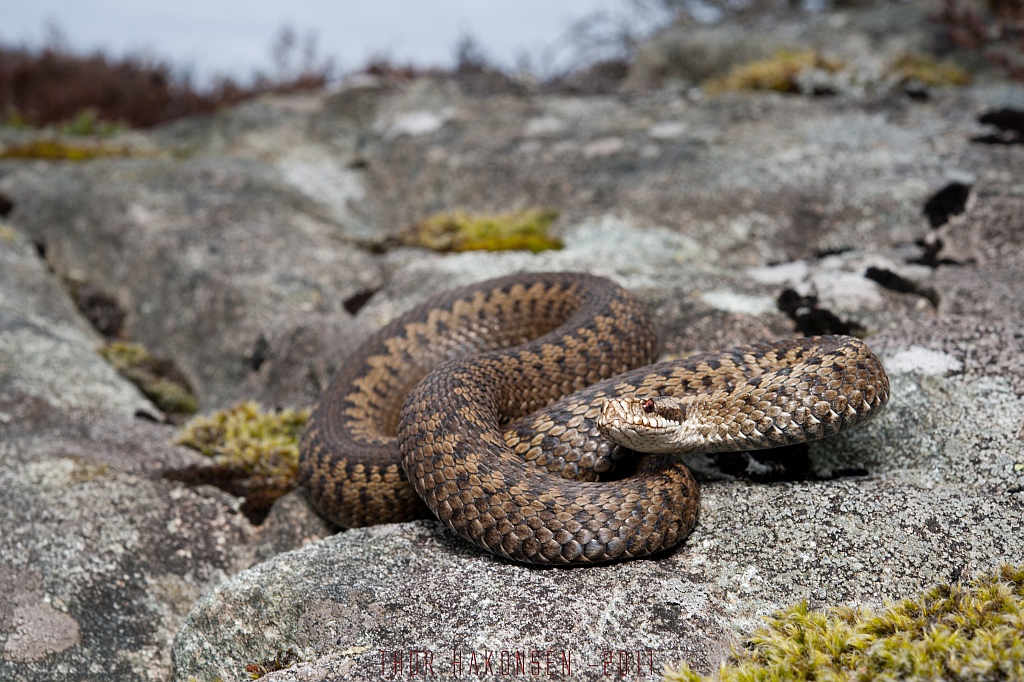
(2, 1, 669, 82)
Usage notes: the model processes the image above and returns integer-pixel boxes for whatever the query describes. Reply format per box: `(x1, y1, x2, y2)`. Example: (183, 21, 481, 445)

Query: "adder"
(299, 272, 889, 565)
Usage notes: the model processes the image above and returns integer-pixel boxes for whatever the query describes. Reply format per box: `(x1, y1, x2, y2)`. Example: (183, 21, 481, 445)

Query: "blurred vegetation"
(0, 1, 1021, 134)
(0, 25, 334, 130)
(703, 50, 970, 95)
(704, 50, 845, 94)
(407, 209, 564, 253)
(0, 138, 135, 160)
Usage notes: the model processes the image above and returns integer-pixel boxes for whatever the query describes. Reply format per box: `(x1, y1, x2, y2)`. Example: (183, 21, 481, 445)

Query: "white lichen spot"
(278, 159, 365, 212)
(647, 121, 688, 140)
(810, 271, 884, 311)
(747, 260, 810, 286)
(883, 347, 964, 376)
(379, 108, 454, 138)
(582, 137, 625, 159)
(701, 290, 778, 315)
(523, 116, 565, 137)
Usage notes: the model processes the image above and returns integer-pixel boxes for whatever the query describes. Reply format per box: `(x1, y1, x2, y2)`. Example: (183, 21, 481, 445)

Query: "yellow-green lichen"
(175, 402, 310, 510)
(0, 224, 17, 244)
(67, 458, 111, 484)
(98, 341, 198, 415)
(888, 54, 972, 88)
(704, 50, 844, 94)
(408, 208, 563, 253)
(665, 564, 1024, 682)
(703, 50, 969, 97)
(0, 138, 132, 161)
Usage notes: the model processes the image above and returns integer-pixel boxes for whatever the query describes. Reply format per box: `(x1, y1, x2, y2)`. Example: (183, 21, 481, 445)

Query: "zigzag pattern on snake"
(299, 272, 890, 565)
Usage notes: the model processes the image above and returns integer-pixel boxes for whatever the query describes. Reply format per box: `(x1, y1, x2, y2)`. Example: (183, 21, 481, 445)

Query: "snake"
(299, 272, 890, 565)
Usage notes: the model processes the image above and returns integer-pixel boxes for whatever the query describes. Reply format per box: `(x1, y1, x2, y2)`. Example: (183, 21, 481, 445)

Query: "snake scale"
(299, 272, 889, 565)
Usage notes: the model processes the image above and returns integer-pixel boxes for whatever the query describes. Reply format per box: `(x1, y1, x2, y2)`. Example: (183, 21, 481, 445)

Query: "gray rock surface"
(624, 2, 942, 90)
(0, 229, 327, 681)
(1, 4, 1023, 680)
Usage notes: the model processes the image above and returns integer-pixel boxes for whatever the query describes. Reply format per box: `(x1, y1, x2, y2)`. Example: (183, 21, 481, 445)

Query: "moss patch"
(704, 50, 844, 94)
(408, 208, 563, 253)
(889, 54, 972, 88)
(175, 402, 310, 518)
(666, 564, 1024, 682)
(0, 138, 133, 161)
(704, 50, 970, 96)
(98, 341, 198, 415)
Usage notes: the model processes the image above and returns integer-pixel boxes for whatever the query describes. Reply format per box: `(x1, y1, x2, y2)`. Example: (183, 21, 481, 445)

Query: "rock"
(1, 156, 383, 409)
(0, 229, 149, 426)
(174, 467, 1021, 682)
(624, 2, 941, 90)
(1, 6, 1022, 680)
(0, 229, 326, 681)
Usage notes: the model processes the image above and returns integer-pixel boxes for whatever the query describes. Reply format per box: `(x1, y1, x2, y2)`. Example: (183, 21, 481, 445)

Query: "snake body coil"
(299, 272, 889, 565)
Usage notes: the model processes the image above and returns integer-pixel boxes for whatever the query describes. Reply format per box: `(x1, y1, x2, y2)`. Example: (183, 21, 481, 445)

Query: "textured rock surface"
(1, 5, 1023, 681)
(168, 298, 1024, 682)
(0, 230, 327, 681)
(624, 2, 938, 90)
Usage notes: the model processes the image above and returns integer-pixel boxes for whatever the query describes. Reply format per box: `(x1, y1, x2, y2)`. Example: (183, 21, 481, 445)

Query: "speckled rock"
(169, 274, 1024, 681)
(0, 229, 328, 681)
(0, 157, 382, 409)
(0, 228, 150, 426)
(171, 478, 1021, 681)
(623, 2, 940, 91)
(4, 72, 1022, 415)
(1, 6, 1023, 680)
(163, 81, 1024, 676)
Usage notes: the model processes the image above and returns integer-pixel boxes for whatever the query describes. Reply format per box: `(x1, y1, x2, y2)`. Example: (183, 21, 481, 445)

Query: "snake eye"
(642, 398, 656, 414)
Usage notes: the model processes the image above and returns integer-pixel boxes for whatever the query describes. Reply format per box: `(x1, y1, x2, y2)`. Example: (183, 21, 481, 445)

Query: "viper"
(299, 272, 889, 565)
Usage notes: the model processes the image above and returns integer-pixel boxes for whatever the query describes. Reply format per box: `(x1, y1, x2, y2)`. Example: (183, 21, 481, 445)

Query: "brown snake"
(299, 272, 890, 565)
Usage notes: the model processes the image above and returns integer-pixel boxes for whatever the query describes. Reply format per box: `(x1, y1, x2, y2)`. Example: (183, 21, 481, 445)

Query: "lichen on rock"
(98, 341, 198, 415)
(0, 138, 134, 161)
(407, 208, 563, 253)
(174, 401, 310, 515)
(703, 50, 970, 97)
(703, 50, 845, 94)
(665, 564, 1024, 682)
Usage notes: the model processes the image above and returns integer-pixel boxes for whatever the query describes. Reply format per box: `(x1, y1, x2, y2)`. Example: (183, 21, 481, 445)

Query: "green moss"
(98, 341, 198, 415)
(665, 564, 1024, 682)
(0, 138, 132, 161)
(704, 51, 969, 97)
(0, 224, 17, 244)
(889, 54, 972, 87)
(175, 401, 309, 507)
(409, 208, 563, 253)
(704, 50, 844, 94)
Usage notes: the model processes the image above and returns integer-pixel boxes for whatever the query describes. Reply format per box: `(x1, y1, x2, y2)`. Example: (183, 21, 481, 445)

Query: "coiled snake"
(299, 272, 889, 565)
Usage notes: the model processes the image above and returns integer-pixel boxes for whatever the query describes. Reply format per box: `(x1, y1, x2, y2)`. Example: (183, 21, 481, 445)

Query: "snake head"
(598, 396, 693, 453)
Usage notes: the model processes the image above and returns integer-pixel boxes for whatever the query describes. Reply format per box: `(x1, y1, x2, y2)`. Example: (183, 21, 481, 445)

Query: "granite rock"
(0, 5, 1021, 680)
